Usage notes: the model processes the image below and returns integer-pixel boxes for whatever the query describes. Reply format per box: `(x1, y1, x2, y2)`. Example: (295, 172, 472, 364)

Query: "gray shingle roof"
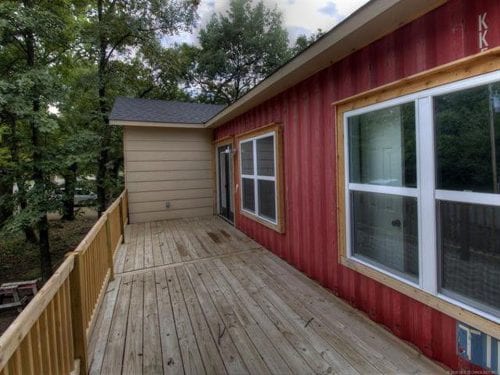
(110, 97, 226, 124)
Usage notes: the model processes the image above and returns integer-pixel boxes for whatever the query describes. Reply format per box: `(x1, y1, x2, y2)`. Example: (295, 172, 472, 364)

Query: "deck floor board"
(88, 216, 446, 375)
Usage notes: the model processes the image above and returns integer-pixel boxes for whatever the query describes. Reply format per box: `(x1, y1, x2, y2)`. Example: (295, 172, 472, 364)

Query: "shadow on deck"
(88, 216, 444, 374)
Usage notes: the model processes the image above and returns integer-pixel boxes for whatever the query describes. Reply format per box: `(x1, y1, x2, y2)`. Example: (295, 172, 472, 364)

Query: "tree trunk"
(19, 184, 38, 243)
(6, 113, 38, 243)
(0, 171, 13, 228)
(109, 156, 122, 196)
(96, 0, 110, 217)
(38, 214, 52, 281)
(25, 0, 52, 280)
(0, 115, 13, 226)
(31, 111, 52, 281)
(62, 164, 77, 221)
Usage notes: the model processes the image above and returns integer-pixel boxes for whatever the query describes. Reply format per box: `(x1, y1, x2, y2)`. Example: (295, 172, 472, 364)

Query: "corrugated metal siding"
(214, 0, 500, 371)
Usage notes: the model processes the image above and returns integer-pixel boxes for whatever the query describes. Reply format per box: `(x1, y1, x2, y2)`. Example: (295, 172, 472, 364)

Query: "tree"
(0, 125, 13, 227)
(0, 0, 77, 279)
(189, 0, 291, 104)
(292, 29, 324, 56)
(78, 0, 199, 216)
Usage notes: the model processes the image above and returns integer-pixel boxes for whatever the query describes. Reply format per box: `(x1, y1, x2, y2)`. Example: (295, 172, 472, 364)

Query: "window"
(343, 71, 500, 321)
(434, 81, 500, 317)
(241, 134, 276, 221)
(347, 103, 419, 282)
(238, 124, 284, 232)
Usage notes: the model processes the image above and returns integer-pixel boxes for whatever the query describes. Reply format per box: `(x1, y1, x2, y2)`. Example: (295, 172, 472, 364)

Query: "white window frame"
(344, 69, 500, 322)
(239, 131, 278, 225)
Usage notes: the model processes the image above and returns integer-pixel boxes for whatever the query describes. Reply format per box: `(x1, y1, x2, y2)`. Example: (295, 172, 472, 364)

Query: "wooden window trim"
(334, 47, 500, 339)
(236, 123, 285, 234)
(213, 137, 237, 226)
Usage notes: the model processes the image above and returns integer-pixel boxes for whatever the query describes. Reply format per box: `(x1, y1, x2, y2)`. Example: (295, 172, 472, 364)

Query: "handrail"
(0, 255, 75, 370)
(0, 189, 128, 375)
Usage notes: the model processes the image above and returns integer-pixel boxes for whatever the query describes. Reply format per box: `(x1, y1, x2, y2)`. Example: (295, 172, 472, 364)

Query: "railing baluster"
(19, 333, 34, 375)
(119, 197, 125, 244)
(64, 279, 75, 369)
(48, 301, 59, 375)
(58, 282, 69, 374)
(70, 253, 88, 375)
(31, 321, 42, 373)
(106, 214, 115, 281)
(54, 289, 65, 374)
(8, 350, 22, 374)
(40, 310, 53, 375)
(0, 190, 128, 374)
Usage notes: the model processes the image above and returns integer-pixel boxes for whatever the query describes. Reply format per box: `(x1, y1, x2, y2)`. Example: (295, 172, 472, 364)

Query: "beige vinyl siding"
(126, 170, 212, 182)
(127, 179, 212, 193)
(128, 189, 213, 203)
(126, 150, 211, 162)
(130, 207, 214, 223)
(126, 160, 212, 172)
(124, 127, 214, 223)
(129, 198, 213, 213)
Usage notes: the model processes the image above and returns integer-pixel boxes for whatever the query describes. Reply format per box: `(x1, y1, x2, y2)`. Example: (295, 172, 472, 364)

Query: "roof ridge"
(115, 96, 225, 108)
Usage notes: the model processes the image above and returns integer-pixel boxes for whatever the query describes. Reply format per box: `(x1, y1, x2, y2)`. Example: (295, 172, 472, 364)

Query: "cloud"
(163, 33, 196, 46)
(272, 0, 369, 38)
(318, 2, 338, 17)
(287, 25, 312, 43)
(162, 0, 370, 47)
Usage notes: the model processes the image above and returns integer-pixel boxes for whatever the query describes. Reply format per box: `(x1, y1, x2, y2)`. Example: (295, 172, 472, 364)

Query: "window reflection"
(435, 81, 500, 193)
(242, 178, 255, 212)
(241, 141, 254, 175)
(348, 102, 416, 187)
(257, 136, 275, 176)
(351, 191, 419, 281)
(439, 200, 500, 315)
(258, 180, 276, 221)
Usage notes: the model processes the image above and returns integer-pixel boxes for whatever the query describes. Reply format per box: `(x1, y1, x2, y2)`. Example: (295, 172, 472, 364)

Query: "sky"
(165, 0, 369, 46)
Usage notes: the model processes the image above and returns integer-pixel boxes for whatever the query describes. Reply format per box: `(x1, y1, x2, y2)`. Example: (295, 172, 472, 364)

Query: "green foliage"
(188, 0, 291, 104)
(0, 125, 10, 168)
(70, 0, 200, 214)
(0, 0, 321, 278)
(0, 0, 83, 278)
(435, 83, 500, 192)
(292, 29, 324, 55)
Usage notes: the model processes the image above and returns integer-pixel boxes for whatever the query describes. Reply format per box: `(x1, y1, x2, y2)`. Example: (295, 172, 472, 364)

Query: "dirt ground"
(0, 207, 98, 335)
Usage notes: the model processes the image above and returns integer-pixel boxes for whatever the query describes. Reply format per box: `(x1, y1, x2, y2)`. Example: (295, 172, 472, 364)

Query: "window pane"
(258, 180, 276, 221)
(351, 191, 419, 281)
(257, 136, 275, 176)
(439, 201, 500, 315)
(242, 178, 255, 212)
(241, 141, 254, 175)
(348, 102, 416, 187)
(435, 81, 500, 193)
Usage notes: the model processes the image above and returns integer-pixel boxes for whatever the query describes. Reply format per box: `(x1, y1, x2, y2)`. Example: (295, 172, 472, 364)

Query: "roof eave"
(110, 120, 207, 129)
(204, 0, 447, 129)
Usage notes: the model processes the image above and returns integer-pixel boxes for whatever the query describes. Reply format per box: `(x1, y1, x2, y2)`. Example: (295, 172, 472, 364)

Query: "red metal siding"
(214, 0, 500, 371)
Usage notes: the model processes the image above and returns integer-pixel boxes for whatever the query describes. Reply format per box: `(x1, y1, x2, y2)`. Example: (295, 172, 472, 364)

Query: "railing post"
(124, 189, 129, 225)
(105, 214, 115, 281)
(69, 253, 88, 375)
(119, 197, 125, 243)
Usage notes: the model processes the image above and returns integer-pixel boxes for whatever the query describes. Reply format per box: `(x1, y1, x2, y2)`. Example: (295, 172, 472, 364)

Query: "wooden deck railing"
(0, 190, 129, 375)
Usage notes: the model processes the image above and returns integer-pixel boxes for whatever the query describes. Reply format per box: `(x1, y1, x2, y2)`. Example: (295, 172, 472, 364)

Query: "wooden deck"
(88, 216, 445, 374)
